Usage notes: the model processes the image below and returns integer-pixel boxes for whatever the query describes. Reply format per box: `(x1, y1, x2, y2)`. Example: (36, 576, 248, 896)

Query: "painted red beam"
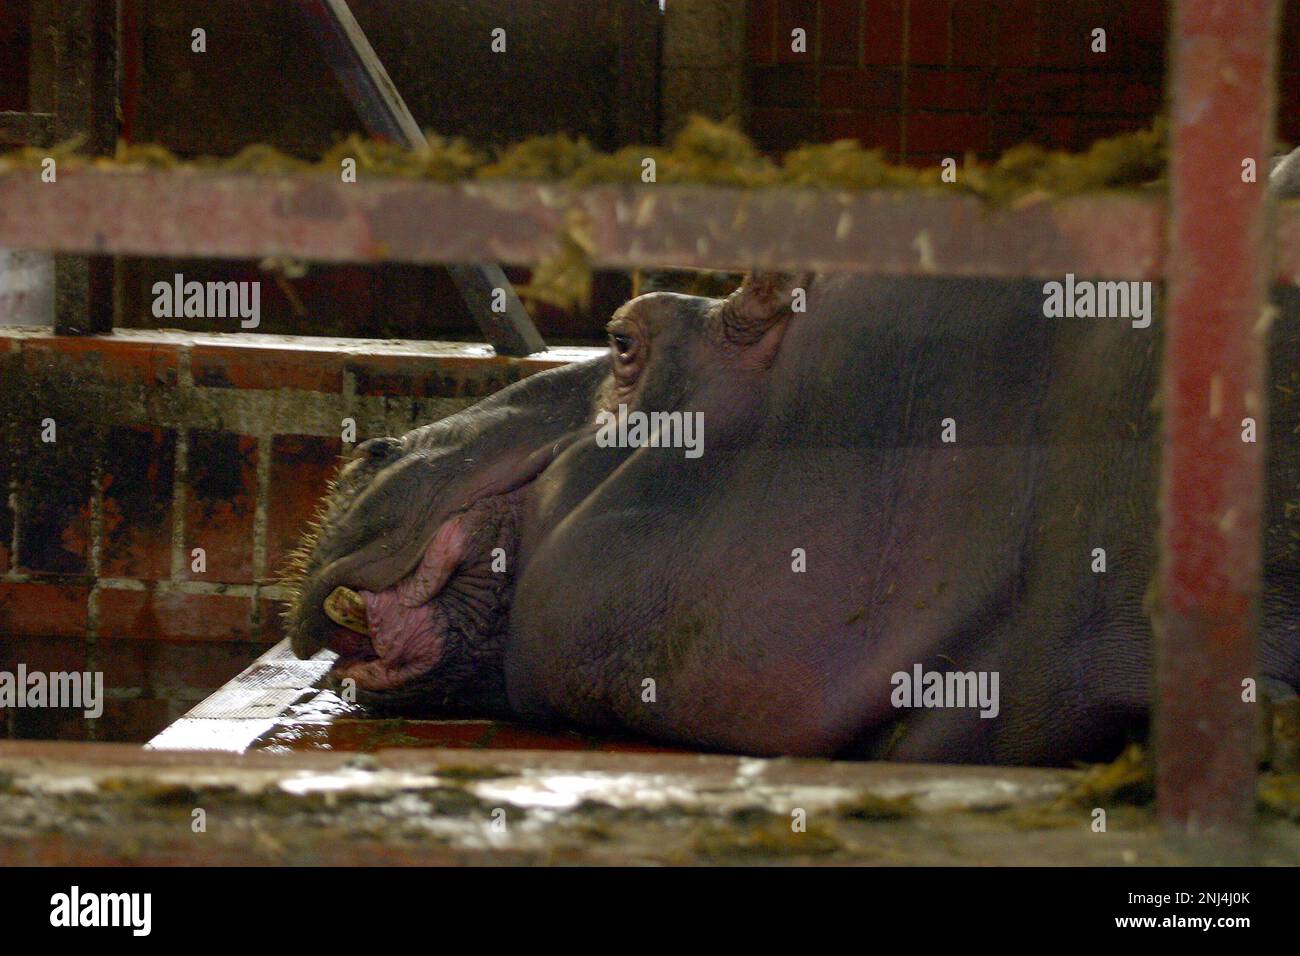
(0, 169, 1171, 278)
(3, 165, 1299, 282)
(1156, 0, 1279, 832)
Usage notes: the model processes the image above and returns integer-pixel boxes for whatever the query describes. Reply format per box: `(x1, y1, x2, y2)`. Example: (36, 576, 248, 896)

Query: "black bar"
(296, 0, 548, 356)
(41, 0, 118, 335)
(445, 264, 548, 356)
(2, 866, 1291, 941)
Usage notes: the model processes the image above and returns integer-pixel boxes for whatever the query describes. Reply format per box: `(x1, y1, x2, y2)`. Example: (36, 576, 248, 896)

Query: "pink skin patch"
(331, 513, 473, 692)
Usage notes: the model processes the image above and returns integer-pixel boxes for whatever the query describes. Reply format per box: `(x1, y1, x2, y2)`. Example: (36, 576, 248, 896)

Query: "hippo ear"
(708, 271, 814, 347)
(1270, 146, 1300, 199)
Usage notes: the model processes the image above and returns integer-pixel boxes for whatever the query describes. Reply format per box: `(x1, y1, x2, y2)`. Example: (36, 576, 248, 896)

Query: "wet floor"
(6, 640, 1291, 865)
(253, 688, 687, 755)
(146, 639, 690, 756)
(3, 740, 1297, 865)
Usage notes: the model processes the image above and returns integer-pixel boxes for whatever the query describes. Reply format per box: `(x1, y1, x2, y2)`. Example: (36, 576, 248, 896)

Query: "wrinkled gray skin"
(284, 358, 612, 711)
(287, 163, 1300, 764)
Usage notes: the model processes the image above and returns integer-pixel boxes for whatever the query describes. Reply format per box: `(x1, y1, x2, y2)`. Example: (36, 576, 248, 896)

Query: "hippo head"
(281, 272, 810, 712)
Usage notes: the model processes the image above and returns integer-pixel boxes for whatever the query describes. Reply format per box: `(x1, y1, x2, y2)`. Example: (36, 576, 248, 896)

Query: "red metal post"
(1157, 0, 1279, 831)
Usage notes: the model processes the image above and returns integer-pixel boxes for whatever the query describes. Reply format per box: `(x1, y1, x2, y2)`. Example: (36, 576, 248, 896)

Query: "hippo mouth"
(310, 486, 526, 709)
(282, 354, 613, 711)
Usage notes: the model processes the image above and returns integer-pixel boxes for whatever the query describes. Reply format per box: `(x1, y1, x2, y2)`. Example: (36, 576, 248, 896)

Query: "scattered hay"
(0, 114, 1171, 200)
(692, 817, 841, 859)
(320, 132, 484, 181)
(1257, 773, 1300, 821)
(834, 791, 916, 821)
(1056, 743, 1155, 808)
(993, 806, 1086, 830)
(201, 142, 312, 175)
(963, 121, 1167, 205)
(783, 140, 922, 191)
(513, 212, 595, 310)
(479, 132, 599, 181)
(650, 115, 779, 187)
(969, 745, 1153, 830)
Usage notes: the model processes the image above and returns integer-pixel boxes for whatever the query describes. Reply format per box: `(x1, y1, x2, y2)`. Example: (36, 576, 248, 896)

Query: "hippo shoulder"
(1271, 146, 1300, 199)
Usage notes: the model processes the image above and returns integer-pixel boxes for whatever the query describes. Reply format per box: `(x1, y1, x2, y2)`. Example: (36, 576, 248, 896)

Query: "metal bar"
(296, 0, 546, 356)
(1154, 0, 1279, 832)
(11, 168, 1300, 283)
(0, 169, 1211, 277)
(295, 0, 424, 147)
(39, 0, 118, 335)
(444, 264, 547, 355)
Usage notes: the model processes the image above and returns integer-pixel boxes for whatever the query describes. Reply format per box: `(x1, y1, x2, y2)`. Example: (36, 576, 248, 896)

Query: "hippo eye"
(609, 332, 636, 361)
(357, 437, 400, 464)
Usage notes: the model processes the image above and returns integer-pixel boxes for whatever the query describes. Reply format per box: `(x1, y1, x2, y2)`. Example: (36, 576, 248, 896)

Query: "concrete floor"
(1, 741, 1297, 865)
(7, 641, 1253, 866)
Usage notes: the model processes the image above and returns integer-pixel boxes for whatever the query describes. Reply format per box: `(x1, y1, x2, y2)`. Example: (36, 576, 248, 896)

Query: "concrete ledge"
(2, 740, 1295, 865)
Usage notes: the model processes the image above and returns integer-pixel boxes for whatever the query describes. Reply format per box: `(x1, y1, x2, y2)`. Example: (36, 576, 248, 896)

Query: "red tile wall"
(0, 330, 588, 742)
(746, 0, 1300, 164)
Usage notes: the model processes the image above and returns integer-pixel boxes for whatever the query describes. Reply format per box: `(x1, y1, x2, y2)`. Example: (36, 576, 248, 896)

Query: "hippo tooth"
(324, 586, 369, 635)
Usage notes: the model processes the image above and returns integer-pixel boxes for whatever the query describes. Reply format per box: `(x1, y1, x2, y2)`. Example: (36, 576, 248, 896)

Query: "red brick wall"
(0, 330, 598, 741)
(746, 0, 1300, 162)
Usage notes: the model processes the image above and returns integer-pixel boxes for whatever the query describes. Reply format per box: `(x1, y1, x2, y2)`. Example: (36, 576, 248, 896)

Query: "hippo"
(284, 204, 1300, 768)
